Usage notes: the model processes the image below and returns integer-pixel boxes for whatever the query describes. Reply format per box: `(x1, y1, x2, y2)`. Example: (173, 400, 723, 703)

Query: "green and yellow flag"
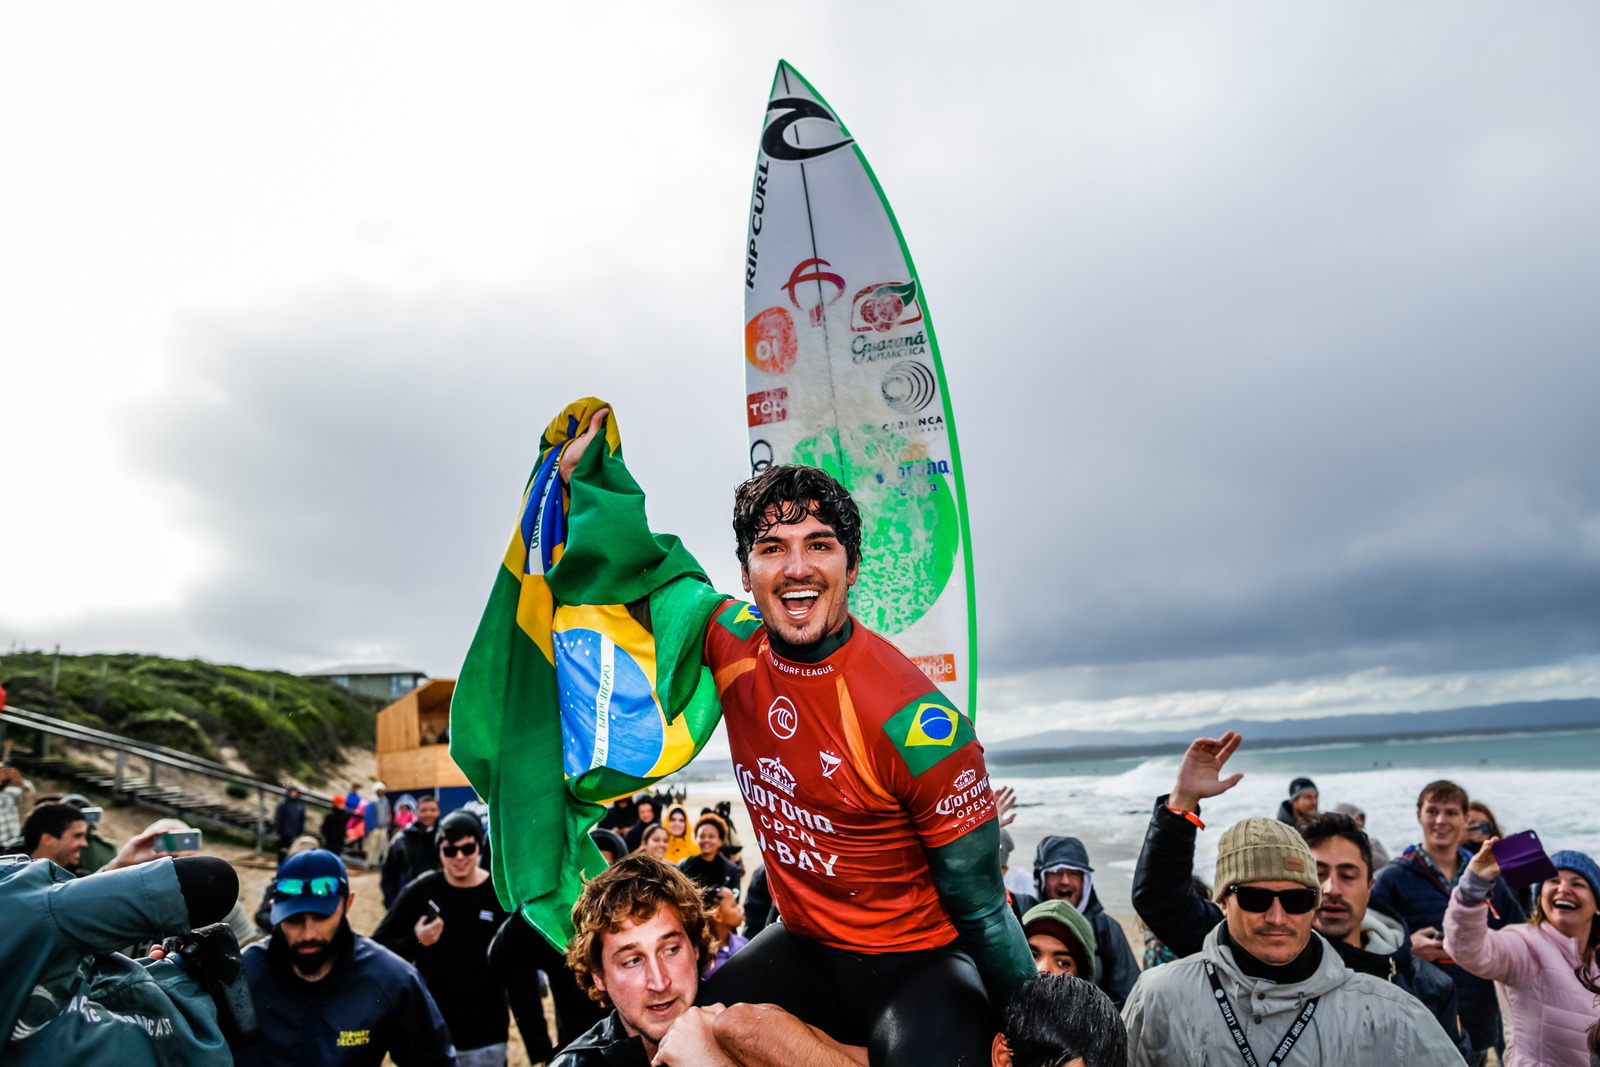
(450, 399, 727, 949)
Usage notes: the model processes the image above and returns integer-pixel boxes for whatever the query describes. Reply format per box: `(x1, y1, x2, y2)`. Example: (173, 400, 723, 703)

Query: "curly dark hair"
(565, 852, 713, 1005)
(732, 464, 862, 568)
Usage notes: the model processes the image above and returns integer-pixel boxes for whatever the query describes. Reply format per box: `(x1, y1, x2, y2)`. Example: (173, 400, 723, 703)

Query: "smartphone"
(1491, 829, 1558, 890)
(158, 830, 202, 853)
(80, 806, 103, 825)
(424, 899, 442, 920)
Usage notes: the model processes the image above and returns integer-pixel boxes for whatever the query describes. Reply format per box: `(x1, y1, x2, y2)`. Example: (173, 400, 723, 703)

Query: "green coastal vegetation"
(0, 651, 381, 783)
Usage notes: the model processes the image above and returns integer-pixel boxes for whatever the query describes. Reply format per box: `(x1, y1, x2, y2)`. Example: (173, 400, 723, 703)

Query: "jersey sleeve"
(878, 688, 996, 848)
(702, 598, 766, 676)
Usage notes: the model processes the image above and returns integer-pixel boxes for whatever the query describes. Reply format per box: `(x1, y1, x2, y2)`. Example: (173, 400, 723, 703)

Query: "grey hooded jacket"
(1123, 924, 1462, 1067)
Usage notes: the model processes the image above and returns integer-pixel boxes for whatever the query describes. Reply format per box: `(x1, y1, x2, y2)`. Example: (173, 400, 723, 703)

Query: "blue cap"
(1549, 850, 1600, 899)
(270, 849, 349, 925)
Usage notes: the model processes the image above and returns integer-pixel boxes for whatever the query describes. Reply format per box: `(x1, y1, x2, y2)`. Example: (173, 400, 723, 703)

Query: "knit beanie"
(1021, 899, 1098, 978)
(1550, 850, 1600, 899)
(1213, 817, 1320, 903)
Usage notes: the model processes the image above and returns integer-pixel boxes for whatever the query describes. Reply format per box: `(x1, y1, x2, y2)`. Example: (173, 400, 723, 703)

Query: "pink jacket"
(1444, 884, 1599, 1067)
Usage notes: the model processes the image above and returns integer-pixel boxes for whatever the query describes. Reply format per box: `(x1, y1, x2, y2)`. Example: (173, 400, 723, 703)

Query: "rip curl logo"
(782, 258, 846, 327)
(758, 756, 797, 795)
(762, 97, 855, 162)
(768, 696, 798, 739)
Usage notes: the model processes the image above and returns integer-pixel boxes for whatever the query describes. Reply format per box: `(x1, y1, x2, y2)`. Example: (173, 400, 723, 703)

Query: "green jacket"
(0, 857, 230, 1066)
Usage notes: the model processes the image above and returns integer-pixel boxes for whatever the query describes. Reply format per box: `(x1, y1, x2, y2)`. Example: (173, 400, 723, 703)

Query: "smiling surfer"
(556, 407, 1031, 1067)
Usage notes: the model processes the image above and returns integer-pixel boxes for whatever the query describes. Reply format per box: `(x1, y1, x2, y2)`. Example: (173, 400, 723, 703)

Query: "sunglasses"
(1228, 885, 1318, 914)
(441, 840, 479, 858)
(274, 876, 343, 900)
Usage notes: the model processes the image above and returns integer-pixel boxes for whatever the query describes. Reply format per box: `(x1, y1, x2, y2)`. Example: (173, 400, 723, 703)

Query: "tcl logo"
(768, 696, 798, 740)
(747, 388, 788, 427)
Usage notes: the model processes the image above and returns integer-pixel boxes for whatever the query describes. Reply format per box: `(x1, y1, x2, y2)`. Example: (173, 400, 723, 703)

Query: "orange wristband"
(1166, 804, 1205, 830)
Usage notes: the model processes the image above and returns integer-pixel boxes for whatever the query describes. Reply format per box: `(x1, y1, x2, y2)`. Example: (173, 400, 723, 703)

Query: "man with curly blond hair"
(553, 854, 865, 1067)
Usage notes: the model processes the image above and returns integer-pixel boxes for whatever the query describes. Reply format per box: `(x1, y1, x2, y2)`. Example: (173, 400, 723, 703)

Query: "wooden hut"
(374, 678, 477, 811)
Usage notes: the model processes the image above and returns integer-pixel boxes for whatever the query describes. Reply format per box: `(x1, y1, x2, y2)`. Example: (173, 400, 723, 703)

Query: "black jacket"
(1024, 835, 1140, 1008)
(274, 798, 306, 841)
(321, 809, 350, 854)
(237, 925, 455, 1067)
(382, 822, 442, 908)
(1329, 900, 1472, 1061)
(548, 1010, 647, 1067)
(1131, 796, 1471, 1058)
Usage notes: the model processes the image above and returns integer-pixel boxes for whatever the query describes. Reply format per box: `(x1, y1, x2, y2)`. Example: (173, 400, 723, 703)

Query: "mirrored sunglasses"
(1228, 885, 1318, 914)
(273, 876, 343, 900)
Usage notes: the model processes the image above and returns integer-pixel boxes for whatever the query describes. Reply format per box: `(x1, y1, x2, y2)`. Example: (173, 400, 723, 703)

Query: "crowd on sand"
(2, 728, 1596, 1067)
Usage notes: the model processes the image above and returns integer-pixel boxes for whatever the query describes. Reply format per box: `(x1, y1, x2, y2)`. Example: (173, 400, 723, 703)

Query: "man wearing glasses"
(376, 811, 528, 1067)
(1122, 815, 1459, 1065)
(238, 849, 454, 1067)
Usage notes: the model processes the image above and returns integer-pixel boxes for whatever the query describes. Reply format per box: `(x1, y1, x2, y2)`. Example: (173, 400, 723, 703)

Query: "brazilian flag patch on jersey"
(886, 692, 975, 777)
(714, 600, 765, 641)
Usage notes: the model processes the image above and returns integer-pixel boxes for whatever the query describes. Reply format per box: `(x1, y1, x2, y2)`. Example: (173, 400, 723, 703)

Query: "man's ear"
(846, 556, 859, 586)
(740, 564, 752, 593)
(990, 1033, 1012, 1067)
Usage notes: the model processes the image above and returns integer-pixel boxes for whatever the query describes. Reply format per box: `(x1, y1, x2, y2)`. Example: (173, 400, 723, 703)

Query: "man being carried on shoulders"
(556, 409, 1032, 1067)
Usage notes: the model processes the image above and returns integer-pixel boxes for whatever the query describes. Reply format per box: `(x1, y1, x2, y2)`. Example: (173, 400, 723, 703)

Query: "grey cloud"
(26, 4, 1600, 718)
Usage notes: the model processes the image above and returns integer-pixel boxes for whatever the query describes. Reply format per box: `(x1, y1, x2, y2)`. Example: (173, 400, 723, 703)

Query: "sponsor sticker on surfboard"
(742, 60, 977, 719)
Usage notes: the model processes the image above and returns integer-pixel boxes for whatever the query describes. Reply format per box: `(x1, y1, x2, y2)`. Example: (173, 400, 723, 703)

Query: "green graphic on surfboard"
(742, 61, 978, 718)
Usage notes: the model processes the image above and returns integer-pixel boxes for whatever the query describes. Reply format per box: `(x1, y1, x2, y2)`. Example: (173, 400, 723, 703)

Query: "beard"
(271, 918, 351, 978)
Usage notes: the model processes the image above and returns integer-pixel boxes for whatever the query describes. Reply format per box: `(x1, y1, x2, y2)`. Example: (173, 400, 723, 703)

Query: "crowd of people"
(4, 436, 1599, 1066)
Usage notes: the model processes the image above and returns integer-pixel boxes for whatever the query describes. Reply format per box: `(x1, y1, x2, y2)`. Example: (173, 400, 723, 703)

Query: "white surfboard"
(742, 60, 978, 719)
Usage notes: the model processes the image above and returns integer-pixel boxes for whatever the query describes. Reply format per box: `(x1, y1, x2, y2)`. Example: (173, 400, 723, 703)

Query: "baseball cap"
(270, 849, 349, 925)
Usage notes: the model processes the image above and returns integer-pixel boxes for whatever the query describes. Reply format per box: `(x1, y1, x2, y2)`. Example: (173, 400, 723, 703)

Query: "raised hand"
(1467, 836, 1502, 882)
(558, 407, 611, 485)
(994, 786, 1017, 828)
(1169, 732, 1244, 813)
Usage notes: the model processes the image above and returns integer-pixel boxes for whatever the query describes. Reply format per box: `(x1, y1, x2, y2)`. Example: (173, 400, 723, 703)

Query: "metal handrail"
(1, 702, 341, 852)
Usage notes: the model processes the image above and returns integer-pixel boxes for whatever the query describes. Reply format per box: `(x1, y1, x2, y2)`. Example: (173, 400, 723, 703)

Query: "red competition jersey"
(703, 599, 996, 953)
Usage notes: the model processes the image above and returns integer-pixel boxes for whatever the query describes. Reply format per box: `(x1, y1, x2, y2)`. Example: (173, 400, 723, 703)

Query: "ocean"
(688, 728, 1600, 916)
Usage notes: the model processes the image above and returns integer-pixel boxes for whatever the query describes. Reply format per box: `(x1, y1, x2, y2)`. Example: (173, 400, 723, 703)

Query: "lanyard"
(1204, 961, 1319, 1067)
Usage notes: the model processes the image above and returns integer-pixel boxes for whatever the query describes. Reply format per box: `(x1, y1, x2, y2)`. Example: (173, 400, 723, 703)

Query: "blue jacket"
(238, 926, 455, 1067)
(1370, 846, 1526, 1053)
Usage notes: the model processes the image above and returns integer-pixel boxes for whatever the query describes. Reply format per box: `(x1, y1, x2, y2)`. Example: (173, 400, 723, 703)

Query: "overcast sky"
(4, 3, 1599, 740)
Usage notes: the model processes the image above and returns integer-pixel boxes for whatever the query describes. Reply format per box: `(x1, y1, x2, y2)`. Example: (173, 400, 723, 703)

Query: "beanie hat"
(1550, 850, 1600, 899)
(1021, 899, 1098, 978)
(1213, 817, 1320, 903)
(1288, 777, 1317, 801)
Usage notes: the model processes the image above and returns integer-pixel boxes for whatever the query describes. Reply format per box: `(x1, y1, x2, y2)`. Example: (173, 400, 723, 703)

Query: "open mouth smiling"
(780, 588, 821, 619)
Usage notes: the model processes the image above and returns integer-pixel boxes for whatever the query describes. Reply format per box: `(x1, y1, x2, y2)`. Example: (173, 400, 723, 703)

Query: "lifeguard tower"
(375, 678, 478, 812)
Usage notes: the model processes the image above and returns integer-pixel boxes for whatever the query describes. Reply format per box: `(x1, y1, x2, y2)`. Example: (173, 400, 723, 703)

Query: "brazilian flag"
(450, 399, 727, 949)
